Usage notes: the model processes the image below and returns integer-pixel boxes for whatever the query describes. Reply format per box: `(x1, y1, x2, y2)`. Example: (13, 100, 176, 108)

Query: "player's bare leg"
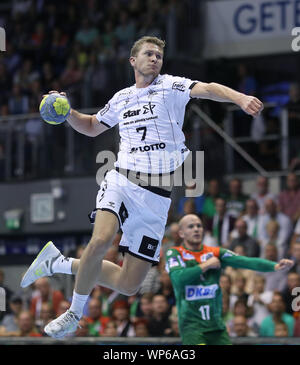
(73, 210, 119, 296)
(71, 252, 152, 295)
(44, 210, 119, 338)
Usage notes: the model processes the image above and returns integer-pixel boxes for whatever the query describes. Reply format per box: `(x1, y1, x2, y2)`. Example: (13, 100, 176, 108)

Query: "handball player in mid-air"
(21, 36, 264, 338)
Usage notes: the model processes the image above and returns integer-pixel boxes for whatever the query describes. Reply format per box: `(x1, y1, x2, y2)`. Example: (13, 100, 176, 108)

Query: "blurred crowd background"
(1, 0, 300, 341)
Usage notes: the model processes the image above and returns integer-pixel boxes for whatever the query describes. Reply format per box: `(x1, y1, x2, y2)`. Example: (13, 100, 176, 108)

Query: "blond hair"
(130, 36, 166, 57)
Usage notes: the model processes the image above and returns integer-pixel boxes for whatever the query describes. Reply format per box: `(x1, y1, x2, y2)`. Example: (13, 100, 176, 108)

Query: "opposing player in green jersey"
(165, 214, 293, 345)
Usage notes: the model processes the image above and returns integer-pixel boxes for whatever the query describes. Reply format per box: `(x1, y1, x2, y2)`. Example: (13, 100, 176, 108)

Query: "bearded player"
(165, 214, 294, 345)
(20, 36, 264, 338)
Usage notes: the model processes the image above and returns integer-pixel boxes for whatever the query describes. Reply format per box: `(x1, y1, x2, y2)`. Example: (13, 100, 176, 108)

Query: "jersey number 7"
(136, 126, 147, 141)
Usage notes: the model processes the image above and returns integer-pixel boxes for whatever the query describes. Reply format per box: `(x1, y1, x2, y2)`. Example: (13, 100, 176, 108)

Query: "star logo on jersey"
(143, 102, 156, 115)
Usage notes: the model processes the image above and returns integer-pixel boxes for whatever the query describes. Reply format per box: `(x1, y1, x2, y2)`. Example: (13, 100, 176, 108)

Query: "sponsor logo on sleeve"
(185, 284, 219, 301)
(99, 103, 110, 116)
(172, 82, 186, 92)
(222, 250, 238, 258)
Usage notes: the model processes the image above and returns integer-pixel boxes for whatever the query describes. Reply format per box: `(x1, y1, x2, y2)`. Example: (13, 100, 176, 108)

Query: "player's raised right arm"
(44, 91, 109, 137)
(66, 109, 109, 137)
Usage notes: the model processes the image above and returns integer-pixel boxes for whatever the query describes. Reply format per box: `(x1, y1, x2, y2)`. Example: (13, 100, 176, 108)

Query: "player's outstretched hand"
(238, 95, 264, 117)
(274, 259, 294, 271)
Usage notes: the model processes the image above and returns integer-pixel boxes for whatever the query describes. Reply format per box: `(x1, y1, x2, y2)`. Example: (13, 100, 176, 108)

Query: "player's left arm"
(190, 82, 263, 117)
(219, 248, 294, 272)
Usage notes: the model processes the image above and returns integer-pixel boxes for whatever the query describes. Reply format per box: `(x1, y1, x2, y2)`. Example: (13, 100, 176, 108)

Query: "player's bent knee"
(88, 236, 112, 255)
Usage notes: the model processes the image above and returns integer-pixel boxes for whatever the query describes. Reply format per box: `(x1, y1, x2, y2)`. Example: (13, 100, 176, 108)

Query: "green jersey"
(165, 244, 276, 337)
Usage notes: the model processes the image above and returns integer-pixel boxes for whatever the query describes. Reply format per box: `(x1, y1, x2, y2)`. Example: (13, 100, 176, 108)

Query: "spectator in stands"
(242, 199, 260, 239)
(222, 292, 234, 328)
(251, 176, 277, 215)
(36, 302, 54, 335)
(115, 10, 136, 49)
(112, 300, 135, 337)
(176, 181, 205, 219)
(205, 197, 236, 247)
(289, 241, 300, 275)
(229, 219, 260, 257)
(75, 19, 99, 48)
(16, 310, 42, 337)
(0, 295, 23, 334)
(247, 275, 273, 329)
(261, 243, 288, 292)
(147, 294, 171, 337)
(102, 320, 118, 337)
(230, 315, 257, 337)
(165, 306, 180, 337)
(8, 83, 29, 115)
(259, 220, 286, 260)
(259, 292, 294, 337)
(202, 179, 223, 220)
(162, 222, 182, 255)
(134, 292, 153, 321)
(225, 178, 248, 218)
(30, 277, 64, 319)
(229, 274, 249, 308)
(56, 300, 71, 317)
(157, 270, 176, 308)
(278, 173, 300, 223)
(286, 83, 300, 168)
(86, 298, 110, 336)
(75, 317, 89, 337)
(258, 198, 292, 259)
(0, 269, 14, 321)
(133, 318, 150, 337)
(227, 299, 257, 335)
(275, 321, 289, 337)
(220, 274, 232, 295)
(281, 272, 300, 315)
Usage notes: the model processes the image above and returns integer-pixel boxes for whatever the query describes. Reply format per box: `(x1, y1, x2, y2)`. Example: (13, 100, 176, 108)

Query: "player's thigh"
(206, 330, 232, 345)
(92, 209, 119, 243)
(182, 332, 207, 345)
(120, 252, 152, 286)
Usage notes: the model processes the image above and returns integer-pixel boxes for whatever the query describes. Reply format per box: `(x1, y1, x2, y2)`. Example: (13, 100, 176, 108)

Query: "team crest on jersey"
(185, 284, 218, 301)
(167, 257, 179, 269)
(182, 251, 196, 260)
(200, 252, 214, 262)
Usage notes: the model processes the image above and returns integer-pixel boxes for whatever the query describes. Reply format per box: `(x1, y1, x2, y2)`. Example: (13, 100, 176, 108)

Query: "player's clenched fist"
(200, 257, 221, 272)
(238, 95, 264, 117)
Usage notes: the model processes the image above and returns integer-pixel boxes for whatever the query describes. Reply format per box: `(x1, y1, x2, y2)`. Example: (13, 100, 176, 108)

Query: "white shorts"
(89, 169, 171, 264)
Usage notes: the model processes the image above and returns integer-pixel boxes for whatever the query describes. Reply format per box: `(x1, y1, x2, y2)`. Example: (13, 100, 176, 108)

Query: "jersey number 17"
(199, 305, 210, 320)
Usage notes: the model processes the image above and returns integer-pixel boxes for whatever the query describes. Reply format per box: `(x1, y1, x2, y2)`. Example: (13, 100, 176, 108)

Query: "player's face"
(131, 43, 163, 78)
(180, 216, 204, 249)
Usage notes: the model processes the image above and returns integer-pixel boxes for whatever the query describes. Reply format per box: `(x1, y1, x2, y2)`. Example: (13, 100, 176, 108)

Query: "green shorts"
(182, 329, 232, 345)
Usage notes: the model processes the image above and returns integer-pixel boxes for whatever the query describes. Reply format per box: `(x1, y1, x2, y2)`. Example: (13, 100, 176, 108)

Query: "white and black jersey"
(96, 74, 198, 174)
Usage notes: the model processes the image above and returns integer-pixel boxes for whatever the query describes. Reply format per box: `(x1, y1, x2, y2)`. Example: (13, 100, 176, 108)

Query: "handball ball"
(39, 93, 71, 125)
